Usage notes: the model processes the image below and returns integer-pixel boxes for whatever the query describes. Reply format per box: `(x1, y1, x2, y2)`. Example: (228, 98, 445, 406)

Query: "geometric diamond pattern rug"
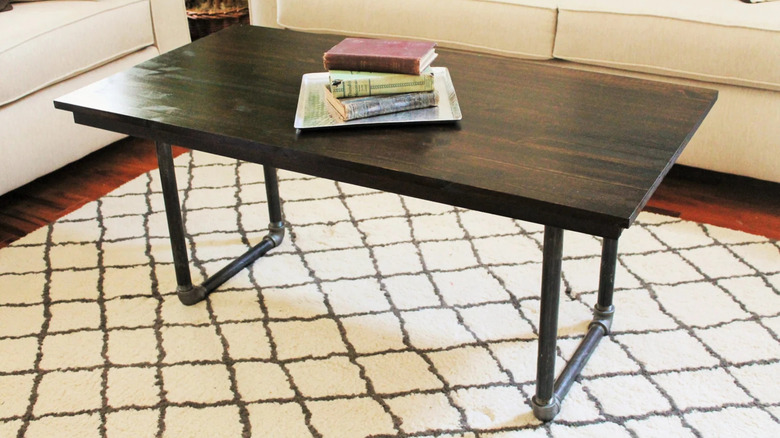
(1, 150, 778, 438)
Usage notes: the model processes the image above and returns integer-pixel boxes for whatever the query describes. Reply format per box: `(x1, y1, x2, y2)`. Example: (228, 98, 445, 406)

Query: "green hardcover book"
(328, 68, 435, 98)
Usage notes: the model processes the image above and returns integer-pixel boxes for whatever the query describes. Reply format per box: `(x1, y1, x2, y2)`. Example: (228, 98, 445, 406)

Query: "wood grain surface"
(55, 26, 718, 238)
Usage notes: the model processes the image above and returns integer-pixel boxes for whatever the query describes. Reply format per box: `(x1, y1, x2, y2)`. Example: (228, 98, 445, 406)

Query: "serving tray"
(294, 66, 462, 130)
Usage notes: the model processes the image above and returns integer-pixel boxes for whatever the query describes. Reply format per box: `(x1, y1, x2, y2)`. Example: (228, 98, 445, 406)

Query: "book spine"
(342, 91, 438, 121)
(324, 55, 420, 75)
(331, 73, 435, 98)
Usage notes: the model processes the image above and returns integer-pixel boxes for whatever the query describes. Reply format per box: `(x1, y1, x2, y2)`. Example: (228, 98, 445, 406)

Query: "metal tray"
(294, 66, 462, 130)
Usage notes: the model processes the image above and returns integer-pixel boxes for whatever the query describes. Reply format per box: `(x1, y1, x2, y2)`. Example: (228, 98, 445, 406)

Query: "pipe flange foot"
(531, 395, 561, 422)
(177, 285, 208, 306)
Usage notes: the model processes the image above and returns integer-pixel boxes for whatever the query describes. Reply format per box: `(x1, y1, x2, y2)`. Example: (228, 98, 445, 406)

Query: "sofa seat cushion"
(0, 0, 155, 107)
(276, 0, 559, 60)
(555, 0, 780, 90)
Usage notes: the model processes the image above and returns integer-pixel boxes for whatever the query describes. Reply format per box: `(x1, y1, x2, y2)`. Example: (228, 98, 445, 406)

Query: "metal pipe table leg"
(156, 141, 193, 292)
(532, 226, 564, 420)
(155, 142, 285, 305)
(531, 229, 619, 421)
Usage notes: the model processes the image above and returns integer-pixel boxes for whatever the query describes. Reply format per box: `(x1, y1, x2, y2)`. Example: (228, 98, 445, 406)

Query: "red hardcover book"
(323, 37, 437, 75)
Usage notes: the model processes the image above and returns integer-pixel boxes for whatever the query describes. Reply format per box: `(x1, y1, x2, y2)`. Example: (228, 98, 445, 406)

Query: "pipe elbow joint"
(265, 221, 286, 247)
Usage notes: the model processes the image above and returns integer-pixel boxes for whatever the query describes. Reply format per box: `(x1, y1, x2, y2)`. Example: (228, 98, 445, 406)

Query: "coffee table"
(54, 25, 717, 421)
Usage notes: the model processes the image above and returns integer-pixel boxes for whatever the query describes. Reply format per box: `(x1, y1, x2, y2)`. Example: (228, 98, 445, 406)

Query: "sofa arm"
(249, 0, 282, 28)
(149, 0, 191, 52)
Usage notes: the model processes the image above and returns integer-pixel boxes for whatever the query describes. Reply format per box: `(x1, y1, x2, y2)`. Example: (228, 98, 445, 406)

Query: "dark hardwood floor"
(0, 137, 778, 249)
(0, 138, 187, 249)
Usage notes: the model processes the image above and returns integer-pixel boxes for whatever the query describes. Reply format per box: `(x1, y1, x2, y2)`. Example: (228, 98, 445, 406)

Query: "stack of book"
(321, 37, 440, 121)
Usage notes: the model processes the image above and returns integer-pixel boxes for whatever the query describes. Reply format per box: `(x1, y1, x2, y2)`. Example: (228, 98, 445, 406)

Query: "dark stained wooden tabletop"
(54, 25, 717, 238)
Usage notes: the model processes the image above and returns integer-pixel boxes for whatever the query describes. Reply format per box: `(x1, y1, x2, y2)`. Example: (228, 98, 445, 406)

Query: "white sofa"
(0, 0, 190, 195)
(249, 0, 780, 184)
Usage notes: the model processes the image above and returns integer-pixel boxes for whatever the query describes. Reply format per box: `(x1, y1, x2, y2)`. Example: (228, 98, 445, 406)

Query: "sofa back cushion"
(276, 0, 559, 60)
(0, 0, 155, 107)
(555, 0, 780, 90)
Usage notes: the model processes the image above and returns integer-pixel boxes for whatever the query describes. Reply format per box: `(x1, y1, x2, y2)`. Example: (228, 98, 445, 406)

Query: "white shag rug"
(1, 150, 779, 438)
